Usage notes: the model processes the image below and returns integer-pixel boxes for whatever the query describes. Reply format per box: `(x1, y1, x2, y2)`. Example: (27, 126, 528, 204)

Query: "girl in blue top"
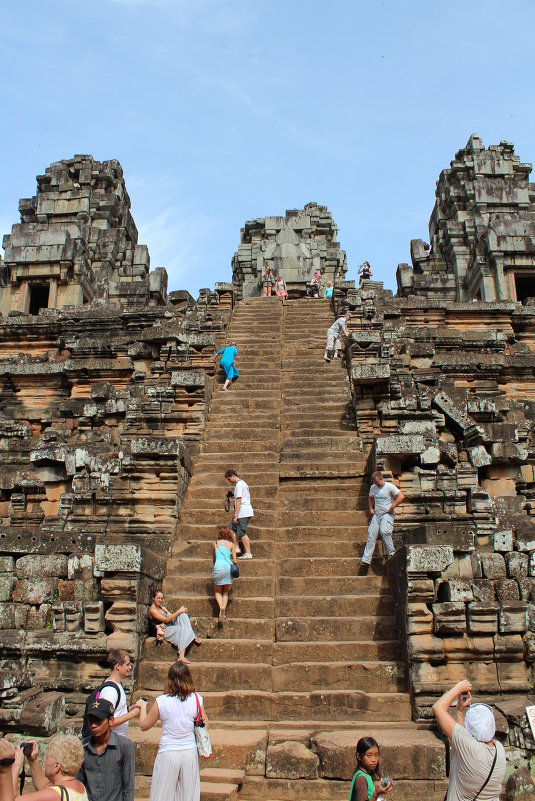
(214, 341, 239, 391)
(349, 738, 393, 801)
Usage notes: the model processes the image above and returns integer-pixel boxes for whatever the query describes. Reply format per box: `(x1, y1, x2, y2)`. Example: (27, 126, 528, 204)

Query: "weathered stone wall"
(0, 159, 233, 734)
(336, 278, 535, 766)
(335, 135, 535, 772)
(232, 202, 347, 298)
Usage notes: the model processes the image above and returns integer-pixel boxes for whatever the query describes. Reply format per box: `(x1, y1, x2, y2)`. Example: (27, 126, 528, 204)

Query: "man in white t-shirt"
(225, 469, 254, 559)
(99, 649, 139, 738)
(360, 470, 404, 573)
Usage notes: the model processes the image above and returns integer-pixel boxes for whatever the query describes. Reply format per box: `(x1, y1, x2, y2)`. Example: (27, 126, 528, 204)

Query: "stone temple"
(1, 136, 535, 799)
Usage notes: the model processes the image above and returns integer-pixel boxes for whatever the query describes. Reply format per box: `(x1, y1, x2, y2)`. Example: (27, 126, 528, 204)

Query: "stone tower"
(397, 134, 535, 302)
(0, 155, 167, 316)
(231, 202, 347, 297)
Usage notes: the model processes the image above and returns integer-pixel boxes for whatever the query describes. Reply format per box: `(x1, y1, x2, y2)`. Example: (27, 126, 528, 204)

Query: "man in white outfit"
(323, 311, 351, 362)
(360, 471, 405, 574)
(225, 469, 254, 559)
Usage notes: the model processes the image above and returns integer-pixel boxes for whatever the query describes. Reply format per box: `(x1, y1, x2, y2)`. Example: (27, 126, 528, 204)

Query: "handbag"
(230, 562, 240, 579)
(193, 692, 212, 759)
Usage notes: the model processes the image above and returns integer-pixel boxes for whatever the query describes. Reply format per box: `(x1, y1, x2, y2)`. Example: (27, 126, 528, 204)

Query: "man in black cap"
(77, 698, 135, 801)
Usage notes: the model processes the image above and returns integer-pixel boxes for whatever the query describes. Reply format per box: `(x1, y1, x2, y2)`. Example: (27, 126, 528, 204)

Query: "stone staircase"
(133, 297, 447, 800)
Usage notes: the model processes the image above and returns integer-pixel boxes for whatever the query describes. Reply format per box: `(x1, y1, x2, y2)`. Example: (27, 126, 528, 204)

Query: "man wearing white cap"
(432, 679, 506, 800)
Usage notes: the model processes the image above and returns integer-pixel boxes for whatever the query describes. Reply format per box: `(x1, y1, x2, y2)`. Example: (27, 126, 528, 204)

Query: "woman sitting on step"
(148, 589, 201, 664)
(212, 526, 238, 621)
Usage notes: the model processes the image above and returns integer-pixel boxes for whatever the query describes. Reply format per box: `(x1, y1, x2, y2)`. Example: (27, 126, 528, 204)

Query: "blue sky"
(1, 0, 534, 297)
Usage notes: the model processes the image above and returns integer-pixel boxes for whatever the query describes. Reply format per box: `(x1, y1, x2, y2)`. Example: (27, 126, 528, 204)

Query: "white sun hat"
(464, 704, 496, 742)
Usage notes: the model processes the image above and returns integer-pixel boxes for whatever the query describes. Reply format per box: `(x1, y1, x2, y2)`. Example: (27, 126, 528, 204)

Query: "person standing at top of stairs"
(225, 469, 254, 559)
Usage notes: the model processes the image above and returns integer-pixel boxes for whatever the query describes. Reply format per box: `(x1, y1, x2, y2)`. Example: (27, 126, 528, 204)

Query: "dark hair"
(218, 526, 234, 542)
(107, 649, 129, 670)
(224, 469, 238, 479)
(152, 587, 163, 599)
(165, 661, 196, 701)
(355, 737, 380, 777)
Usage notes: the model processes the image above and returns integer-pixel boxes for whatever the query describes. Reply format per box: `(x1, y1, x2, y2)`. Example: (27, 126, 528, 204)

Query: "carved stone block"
(407, 634, 445, 662)
(441, 579, 473, 603)
(105, 601, 137, 632)
(443, 635, 493, 661)
(518, 578, 535, 602)
(433, 602, 466, 635)
(407, 579, 435, 602)
(84, 601, 105, 633)
(494, 579, 520, 602)
(506, 552, 528, 579)
(499, 602, 528, 634)
(493, 529, 514, 553)
(406, 545, 453, 574)
(51, 603, 65, 632)
(406, 603, 434, 635)
(64, 603, 82, 633)
(467, 602, 499, 634)
(13, 579, 56, 605)
(494, 634, 524, 661)
(480, 553, 506, 579)
(0, 575, 16, 602)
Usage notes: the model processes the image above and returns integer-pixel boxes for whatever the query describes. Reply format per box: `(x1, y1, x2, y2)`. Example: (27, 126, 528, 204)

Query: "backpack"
(82, 680, 121, 739)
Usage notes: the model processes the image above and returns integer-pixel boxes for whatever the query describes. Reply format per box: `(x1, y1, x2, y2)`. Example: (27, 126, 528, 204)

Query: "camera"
(19, 741, 33, 758)
(460, 692, 470, 701)
(225, 490, 234, 512)
(381, 777, 391, 788)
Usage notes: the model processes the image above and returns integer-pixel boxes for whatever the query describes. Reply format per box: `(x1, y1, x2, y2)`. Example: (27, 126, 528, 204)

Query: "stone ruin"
(0, 155, 234, 735)
(1, 137, 535, 791)
(231, 202, 348, 298)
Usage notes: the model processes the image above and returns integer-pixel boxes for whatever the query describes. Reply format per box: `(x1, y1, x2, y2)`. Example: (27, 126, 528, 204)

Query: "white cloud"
(100, 0, 254, 35)
(126, 170, 223, 293)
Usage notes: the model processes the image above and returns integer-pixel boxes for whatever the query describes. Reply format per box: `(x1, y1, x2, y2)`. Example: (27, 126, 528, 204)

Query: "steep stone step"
(186, 485, 279, 501)
(164, 576, 276, 596)
(276, 574, 386, 593)
(174, 522, 369, 542)
(166, 558, 273, 577)
(278, 557, 370, 576)
(274, 594, 394, 617)
(200, 768, 245, 787)
(138, 661, 273, 692)
(161, 596, 275, 618)
(200, 690, 412, 721)
(275, 616, 398, 641)
(273, 640, 400, 663)
(239, 778, 447, 801)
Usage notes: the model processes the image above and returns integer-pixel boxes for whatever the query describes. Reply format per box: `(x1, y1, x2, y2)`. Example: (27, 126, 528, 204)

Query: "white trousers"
(326, 329, 341, 352)
(150, 748, 200, 801)
(362, 513, 396, 564)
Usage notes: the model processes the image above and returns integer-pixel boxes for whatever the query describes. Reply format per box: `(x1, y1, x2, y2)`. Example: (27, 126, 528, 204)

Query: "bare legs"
(223, 378, 231, 391)
(214, 583, 230, 620)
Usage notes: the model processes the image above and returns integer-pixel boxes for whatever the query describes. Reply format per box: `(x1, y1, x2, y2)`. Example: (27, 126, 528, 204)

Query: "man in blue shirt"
(77, 699, 135, 801)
